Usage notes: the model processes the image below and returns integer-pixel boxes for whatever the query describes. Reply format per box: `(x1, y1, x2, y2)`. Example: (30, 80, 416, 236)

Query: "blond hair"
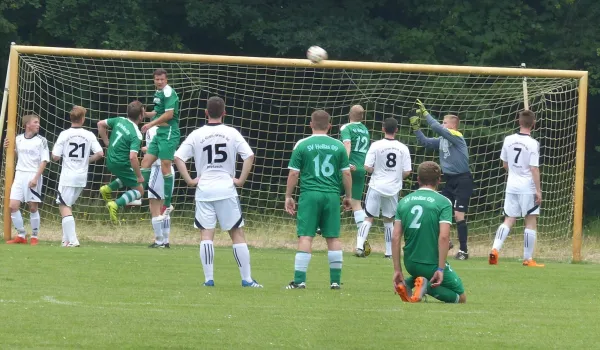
(70, 106, 87, 123)
(444, 114, 460, 128)
(21, 114, 40, 127)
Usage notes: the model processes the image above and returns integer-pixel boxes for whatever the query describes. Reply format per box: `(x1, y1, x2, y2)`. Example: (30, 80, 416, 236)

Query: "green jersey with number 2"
(288, 135, 350, 193)
(340, 122, 370, 167)
(395, 188, 453, 265)
(106, 117, 142, 167)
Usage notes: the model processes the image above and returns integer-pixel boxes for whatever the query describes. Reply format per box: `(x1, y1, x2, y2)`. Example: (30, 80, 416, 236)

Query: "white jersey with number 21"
(52, 127, 103, 188)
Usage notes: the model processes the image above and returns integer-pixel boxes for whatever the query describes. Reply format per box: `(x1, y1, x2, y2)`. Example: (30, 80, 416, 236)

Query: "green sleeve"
(130, 135, 141, 153)
(106, 118, 116, 129)
(339, 146, 350, 170)
(164, 93, 179, 111)
(440, 201, 453, 223)
(288, 146, 302, 171)
(340, 126, 351, 142)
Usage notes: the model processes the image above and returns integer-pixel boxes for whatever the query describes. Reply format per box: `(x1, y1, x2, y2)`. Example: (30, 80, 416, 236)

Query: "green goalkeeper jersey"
(106, 117, 142, 167)
(340, 122, 370, 167)
(288, 135, 350, 193)
(152, 84, 180, 136)
(395, 188, 453, 265)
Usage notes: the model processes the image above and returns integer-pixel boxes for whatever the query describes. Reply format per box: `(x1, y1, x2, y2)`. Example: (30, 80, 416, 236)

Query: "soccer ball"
(363, 240, 372, 257)
(307, 46, 328, 63)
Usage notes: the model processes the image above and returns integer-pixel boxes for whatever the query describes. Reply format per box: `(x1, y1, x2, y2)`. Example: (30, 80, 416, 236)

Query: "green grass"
(1, 242, 598, 349)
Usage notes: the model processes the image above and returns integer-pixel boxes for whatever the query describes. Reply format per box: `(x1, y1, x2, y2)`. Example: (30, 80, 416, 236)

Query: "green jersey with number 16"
(106, 117, 142, 167)
(288, 135, 350, 193)
(340, 122, 370, 167)
(395, 188, 453, 265)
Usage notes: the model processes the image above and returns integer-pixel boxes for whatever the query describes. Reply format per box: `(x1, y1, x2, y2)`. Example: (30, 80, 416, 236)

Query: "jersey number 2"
(409, 205, 423, 229)
(203, 143, 228, 164)
(68, 142, 86, 158)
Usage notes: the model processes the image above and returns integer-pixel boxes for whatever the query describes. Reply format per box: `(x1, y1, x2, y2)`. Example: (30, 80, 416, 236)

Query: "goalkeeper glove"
(409, 116, 421, 131)
(416, 99, 428, 116)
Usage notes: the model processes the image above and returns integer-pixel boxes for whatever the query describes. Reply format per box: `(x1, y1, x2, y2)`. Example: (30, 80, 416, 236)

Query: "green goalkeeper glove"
(416, 99, 428, 116)
(409, 116, 421, 131)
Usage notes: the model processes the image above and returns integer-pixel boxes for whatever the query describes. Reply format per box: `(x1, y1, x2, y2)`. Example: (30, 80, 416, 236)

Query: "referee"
(409, 100, 474, 260)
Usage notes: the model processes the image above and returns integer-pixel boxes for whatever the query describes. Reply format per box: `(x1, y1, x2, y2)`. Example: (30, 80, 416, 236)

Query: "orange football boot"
(30, 237, 38, 246)
(489, 249, 499, 265)
(523, 259, 545, 267)
(6, 236, 27, 244)
(395, 283, 412, 302)
(410, 277, 428, 302)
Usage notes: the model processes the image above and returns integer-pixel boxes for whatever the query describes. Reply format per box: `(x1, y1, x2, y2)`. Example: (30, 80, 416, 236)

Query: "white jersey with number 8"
(500, 133, 540, 195)
(364, 138, 412, 197)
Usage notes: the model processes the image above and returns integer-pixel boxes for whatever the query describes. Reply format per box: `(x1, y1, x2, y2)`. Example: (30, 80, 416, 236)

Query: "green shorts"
(147, 129, 180, 161)
(404, 260, 465, 295)
(107, 161, 139, 188)
(340, 167, 366, 200)
(297, 191, 341, 238)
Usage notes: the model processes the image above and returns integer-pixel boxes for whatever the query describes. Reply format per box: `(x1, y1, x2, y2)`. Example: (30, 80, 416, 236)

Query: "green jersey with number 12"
(340, 122, 370, 167)
(288, 135, 350, 193)
(106, 117, 142, 167)
(395, 188, 453, 265)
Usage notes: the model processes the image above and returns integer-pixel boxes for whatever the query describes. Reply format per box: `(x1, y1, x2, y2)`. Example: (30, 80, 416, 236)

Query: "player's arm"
(129, 136, 143, 181)
(30, 138, 49, 187)
(414, 130, 440, 149)
(364, 144, 375, 173)
(500, 140, 509, 171)
(89, 139, 104, 163)
(402, 148, 412, 179)
(144, 110, 157, 119)
(97, 120, 110, 146)
(174, 137, 198, 187)
(234, 133, 255, 187)
(285, 144, 303, 215)
(146, 94, 177, 128)
(51, 134, 64, 161)
(392, 220, 404, 280)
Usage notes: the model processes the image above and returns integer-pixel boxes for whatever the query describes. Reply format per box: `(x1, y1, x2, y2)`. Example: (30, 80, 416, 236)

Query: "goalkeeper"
(409, 100, 473, 260)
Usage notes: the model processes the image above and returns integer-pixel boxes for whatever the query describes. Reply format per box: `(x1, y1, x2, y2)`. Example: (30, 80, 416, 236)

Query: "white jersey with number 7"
(500, 133, 540, 195)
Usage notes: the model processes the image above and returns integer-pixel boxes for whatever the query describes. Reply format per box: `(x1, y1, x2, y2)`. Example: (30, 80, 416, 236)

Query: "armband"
(436, 267, 444, 272)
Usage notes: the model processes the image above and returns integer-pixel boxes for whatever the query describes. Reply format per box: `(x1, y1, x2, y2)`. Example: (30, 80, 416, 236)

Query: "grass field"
(1, 242, 598, 349)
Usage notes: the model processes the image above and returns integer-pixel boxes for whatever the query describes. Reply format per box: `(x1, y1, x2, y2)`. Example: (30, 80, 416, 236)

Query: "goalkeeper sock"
(163, 173, 174, 207)
(457, 220, 468, 252)
(384, 222, 393, 256)
(233, 243, 252, 283)
(151, 217, 164, 244)
(30, 211, 40, 237)
(493, 224, 511, 251)
(115, 189, 141, 208)
(200, 240, 214, 282)
(62, 215, 77, 244)
(328, 250, 343, 285)
(108, 178, 123, 191)
(523, 229, 536, 260)
(356, 220, 372, 250)
(141, 168, 151, 190)
(162, 216, 171, 244)
(428, 284, 460, 303)
(353, 210, 366, 228)
(294, 251, 311, 284)
(10, 210, 26, 237)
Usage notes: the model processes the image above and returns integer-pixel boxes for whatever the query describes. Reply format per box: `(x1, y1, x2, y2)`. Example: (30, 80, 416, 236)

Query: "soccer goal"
(0, 44, 588, 261)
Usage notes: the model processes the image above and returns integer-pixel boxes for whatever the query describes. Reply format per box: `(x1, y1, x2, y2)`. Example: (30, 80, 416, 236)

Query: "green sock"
(108, 179, 122, 191)
(115, 189, 141, 208)
(427, 285, 460, 303)
(163, 173, 174, 206)
(328, 250, 343, 284)
(141, 168, 151, 190)
(294, 251, 311, 284)
(404, 276, 415, 289)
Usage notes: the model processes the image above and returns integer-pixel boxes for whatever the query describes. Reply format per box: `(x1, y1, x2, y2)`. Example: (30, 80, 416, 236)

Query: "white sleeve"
(40, 137, 50, 162)
(235, 131, 254, 160)
(52, 133, 65, 158)
(91, 137, 103, 154)
(364, 143, 376, 167)
(529, 141, 540, 167)
(174, 134, 195, 162)
(403, 147, 412, 172)
(500, 140, 508, 162)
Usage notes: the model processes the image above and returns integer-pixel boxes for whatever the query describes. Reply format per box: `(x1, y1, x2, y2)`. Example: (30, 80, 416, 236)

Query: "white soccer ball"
(307, 46, 328, 63)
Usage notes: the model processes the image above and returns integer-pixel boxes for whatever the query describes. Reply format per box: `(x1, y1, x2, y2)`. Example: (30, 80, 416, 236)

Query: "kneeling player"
(174, 96, 261, 288)
(52, 106, 103, 246)
(489, 110, 543, 267)
(392, 161, 466, 303)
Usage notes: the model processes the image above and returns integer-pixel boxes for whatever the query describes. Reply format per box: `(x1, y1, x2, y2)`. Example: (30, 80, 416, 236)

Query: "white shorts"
(56, 185, 84, 207)
(10, 171, 43, 203)
(365, 188, 398, 218)
(147, 166, 175, 200)
(194, 197, 244, 231)
(504, 193, 540, 218)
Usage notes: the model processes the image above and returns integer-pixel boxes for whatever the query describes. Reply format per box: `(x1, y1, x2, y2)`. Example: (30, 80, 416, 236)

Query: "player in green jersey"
(392, 161, 467, 303)
(339, 104, 370, 228)
(285, 110, 353, 290)
(97, 101, 145, 223)
(140, 69, 180, 219)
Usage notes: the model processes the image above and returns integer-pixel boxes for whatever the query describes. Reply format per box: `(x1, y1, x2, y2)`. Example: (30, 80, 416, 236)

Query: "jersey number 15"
(203, 143, 228, 164)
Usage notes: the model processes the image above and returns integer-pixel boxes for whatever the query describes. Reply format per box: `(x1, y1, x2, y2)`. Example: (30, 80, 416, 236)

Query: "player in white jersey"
(356, 118, 412, 258)
(489, 110, 544, 267)
(52, 106, 104, 247)
(174, 96, 262, 288)
(4, 114, 49, 245)
(143, 125, 175, 248)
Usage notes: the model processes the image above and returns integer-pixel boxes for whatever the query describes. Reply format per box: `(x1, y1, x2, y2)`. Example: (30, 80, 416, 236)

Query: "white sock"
(524, 229, 536, 260)
(356, 220, 372, 249)
(62, 216, 77, 244)
(233, 243, 252, 283)
(30, 211, 40, 237)
(200, 240, 214, 282)
(353, 210, 366, 228)
(163, 216, 171, 244)
(384, 222, 393, 256)
(492, 224, 511, 251)
(11, 210, 26, 237)
(151, 217, 164, 244)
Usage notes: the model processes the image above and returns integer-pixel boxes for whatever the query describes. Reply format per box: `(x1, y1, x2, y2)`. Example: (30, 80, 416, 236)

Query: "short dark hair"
(311, 110, 330, 131)
(206, 96, 225, 118)
(127, 100, 144, 121)
(519, 110, 536, 128)
(417, 161, 442, 187)
(70, 106, 86, 123)
(383, 117, 398, 134)
(153, 68, 167, 77)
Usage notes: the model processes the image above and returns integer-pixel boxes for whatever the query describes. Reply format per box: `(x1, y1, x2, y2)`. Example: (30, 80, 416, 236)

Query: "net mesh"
(0, 52, 581, 259)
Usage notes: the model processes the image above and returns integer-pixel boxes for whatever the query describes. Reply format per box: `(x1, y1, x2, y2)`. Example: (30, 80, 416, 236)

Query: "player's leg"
(57, 186, 83, 247)
(440, 184, 456, 250)
(7, 173, 27, 243)
(522, 196, 543, 267)
(453, 174, 474, 260)
(147, 167, 165, 248)
(287, 192, 320, 289)
(107, 168, 143, 222)
(381, 194, 398, 258)
(322, 193, 343, 289)
(157, 137, 178, 213)
(356, 188, 380, 256)
(161, 167, 174, 247)
(350, 169, 367, 228)
(431, 263, 466, 303)
(140, 137, 159, 190)
(490, 193, 520, 264)
(26, 175, 43, 245)
(196, 200, 217, 286)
